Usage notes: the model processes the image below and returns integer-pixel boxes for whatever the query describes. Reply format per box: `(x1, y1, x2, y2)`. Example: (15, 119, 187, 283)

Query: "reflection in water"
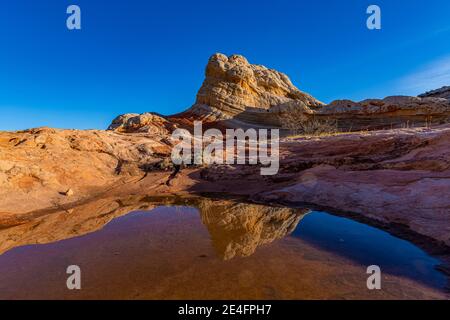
(0, 195, 448, 300)
(198, 200, 307, 260)
(0, 196, 157, 255)
(0, 195, 308, 259)
(295, 212, 448, 291)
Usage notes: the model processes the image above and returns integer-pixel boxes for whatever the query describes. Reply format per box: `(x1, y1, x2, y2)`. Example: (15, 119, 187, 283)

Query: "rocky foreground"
(1, 53, 449, 253)
(1, 124, 449, 250)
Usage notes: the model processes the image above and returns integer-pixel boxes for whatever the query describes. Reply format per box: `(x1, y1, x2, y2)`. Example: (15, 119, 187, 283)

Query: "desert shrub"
(279, 109, 337, 136)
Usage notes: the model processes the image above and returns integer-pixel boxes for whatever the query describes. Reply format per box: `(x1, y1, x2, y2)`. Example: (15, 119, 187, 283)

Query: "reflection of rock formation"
(197, 199, 309, 260)
(0, 195, 158, 255)
(0, 196, 308, 258)
(0, 196, 304, 259)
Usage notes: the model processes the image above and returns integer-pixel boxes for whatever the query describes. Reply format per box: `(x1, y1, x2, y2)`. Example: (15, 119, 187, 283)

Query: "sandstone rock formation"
(185, 53, 323, 122)
(106, 53, 450, 132)
(0, 127, 172, 215)
(177, 53, 450, 131)
(316, 96, 450, 131)
(252, 125, 450, 248)
(108, 112, 177, 134)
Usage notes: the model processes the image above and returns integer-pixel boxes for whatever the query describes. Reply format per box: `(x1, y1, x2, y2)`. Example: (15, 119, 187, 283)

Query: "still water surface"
(0, 197, 447, 299)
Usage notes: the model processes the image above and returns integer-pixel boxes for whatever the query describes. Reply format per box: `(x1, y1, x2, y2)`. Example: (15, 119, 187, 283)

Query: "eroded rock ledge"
(195, 125, 450, 249)
(0, 127, 172, 216)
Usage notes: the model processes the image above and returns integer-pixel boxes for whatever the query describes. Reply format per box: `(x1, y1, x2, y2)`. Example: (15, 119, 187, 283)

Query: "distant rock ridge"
(316, 95, 450, 130)
(419, 86, 450, 100)
(320, 96, 450, 115)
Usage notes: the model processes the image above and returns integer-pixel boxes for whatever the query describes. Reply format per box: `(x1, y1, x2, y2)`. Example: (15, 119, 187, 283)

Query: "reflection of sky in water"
(0, 203, 448, 299)
(122, 207, 448, 290)
(293, 211, 447, 290)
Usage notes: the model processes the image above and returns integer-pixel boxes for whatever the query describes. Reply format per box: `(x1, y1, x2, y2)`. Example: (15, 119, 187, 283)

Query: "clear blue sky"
(1, 0, 450, 130)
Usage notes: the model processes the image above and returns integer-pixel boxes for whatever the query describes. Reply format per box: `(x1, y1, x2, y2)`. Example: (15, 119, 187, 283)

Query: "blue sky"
(1, 0, 449, 130)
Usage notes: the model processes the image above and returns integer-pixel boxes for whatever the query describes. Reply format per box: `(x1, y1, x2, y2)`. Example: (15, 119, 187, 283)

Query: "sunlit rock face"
(0, 128, 172, 214)
(182, 54, 450, 130)
(197, 199, 309, 260)
(108, 112, 177, 134)
(105, 53, 450, 131)
(185, 53, 324, 122)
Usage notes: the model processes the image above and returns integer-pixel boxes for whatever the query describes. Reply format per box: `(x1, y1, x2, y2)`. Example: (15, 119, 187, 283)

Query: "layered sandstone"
(317, 96, 450, 131)
(0, 127, 172, 215)
(185, 53, 323, 121)
(108, 53, 450, 132)
(180, 53, 450, 131)
(108, 112, 177, 134)
(197, 124, 450, 247)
